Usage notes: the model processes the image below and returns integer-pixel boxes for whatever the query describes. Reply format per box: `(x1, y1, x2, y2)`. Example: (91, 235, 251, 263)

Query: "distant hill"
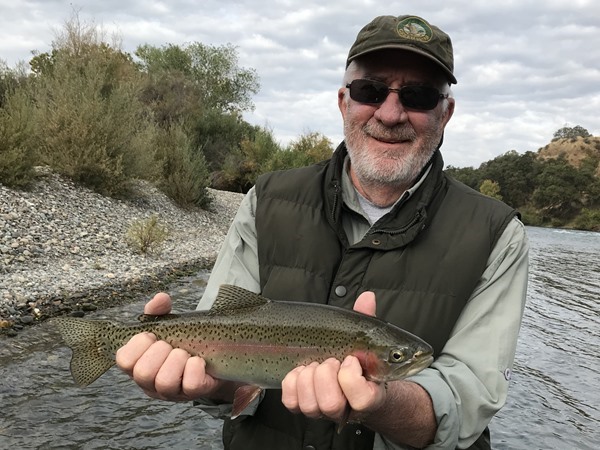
(537, 136, 600, 176)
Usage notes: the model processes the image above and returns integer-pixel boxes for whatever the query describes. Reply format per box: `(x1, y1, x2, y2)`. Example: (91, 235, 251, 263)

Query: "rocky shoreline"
(0, 168, 244, 336)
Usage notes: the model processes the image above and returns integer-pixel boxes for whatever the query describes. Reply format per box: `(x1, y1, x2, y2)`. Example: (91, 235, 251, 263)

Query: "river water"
(0, 226, 598, 449)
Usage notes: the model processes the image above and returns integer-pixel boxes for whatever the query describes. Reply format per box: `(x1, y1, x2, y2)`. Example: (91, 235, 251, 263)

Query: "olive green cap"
(346, 15, 457, 84)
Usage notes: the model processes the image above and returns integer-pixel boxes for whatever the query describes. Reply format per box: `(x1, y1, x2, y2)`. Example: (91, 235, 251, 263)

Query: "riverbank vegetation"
(1, 13, 598, 231)
(446, 130, 600, 231)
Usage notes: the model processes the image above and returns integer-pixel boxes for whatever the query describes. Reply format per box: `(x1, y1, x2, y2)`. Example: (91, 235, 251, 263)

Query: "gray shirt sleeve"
(197, 187, 261, 311)
(197, 188, 529, 449)
(405, 217, 529, 449)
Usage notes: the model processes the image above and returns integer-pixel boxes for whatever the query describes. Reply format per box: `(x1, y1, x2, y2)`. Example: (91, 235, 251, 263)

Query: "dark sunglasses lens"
(349, 80, 389, 103)
(349, 80, 441, 110)
(399, 86, 439, 110)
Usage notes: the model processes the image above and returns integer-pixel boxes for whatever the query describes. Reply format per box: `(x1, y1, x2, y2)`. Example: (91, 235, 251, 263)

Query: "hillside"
(537, 136, 600, 176)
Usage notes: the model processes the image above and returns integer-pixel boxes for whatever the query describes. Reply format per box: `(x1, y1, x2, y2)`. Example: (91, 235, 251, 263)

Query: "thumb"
(353, 291, 376, 317)
(144, 292, 172, 315)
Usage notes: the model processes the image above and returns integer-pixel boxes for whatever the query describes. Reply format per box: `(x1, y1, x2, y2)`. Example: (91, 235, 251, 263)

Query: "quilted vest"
(222, 144, 516, 450)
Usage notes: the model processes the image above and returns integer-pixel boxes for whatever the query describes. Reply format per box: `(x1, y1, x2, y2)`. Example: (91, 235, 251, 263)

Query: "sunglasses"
(345, 79, 448, 111)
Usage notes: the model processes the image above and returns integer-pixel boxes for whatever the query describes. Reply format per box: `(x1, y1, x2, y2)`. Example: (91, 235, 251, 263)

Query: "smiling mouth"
(369, 134, 412, 145)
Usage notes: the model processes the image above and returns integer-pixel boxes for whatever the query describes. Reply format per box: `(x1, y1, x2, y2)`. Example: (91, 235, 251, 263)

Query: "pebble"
(0, 167, 243, 328)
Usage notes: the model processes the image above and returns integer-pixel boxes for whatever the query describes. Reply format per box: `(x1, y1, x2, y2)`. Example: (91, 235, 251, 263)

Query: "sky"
(0, 0, 598, 168)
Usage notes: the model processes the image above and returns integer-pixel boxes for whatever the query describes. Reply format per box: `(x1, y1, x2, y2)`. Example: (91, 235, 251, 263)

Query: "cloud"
(0, 0, 598, 168)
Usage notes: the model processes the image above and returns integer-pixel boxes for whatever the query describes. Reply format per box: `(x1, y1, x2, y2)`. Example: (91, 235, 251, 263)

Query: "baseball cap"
(346, 15, 457, 84)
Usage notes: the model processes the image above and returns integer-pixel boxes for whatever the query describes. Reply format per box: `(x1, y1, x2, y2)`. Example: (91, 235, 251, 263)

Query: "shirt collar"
(341, 156, 433, 222)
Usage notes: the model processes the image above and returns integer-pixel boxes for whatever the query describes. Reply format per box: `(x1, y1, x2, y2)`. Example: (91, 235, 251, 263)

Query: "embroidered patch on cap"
(396, 16, 433, 42)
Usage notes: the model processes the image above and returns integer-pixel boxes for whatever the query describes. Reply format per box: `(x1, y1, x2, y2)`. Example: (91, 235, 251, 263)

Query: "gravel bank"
(0, 168, 243, 335)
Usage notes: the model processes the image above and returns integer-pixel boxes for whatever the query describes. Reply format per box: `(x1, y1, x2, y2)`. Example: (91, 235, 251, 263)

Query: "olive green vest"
(223, 144, 515, 450)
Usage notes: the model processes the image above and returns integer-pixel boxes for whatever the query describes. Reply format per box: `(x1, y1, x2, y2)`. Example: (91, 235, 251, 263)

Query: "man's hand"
(115, 293, 226, 402)
(280, 291, 387, 422)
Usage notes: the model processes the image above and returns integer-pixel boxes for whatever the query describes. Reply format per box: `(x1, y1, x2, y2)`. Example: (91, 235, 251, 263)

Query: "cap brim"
(348, 44, 457, 84)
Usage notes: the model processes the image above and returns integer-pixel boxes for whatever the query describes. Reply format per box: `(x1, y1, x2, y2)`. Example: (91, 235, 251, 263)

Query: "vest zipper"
(330, 181, 341, 223)
(368, 209, 424, 236)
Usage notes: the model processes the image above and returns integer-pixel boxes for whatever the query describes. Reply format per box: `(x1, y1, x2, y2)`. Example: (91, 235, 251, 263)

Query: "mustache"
(363, 122, 417, 142)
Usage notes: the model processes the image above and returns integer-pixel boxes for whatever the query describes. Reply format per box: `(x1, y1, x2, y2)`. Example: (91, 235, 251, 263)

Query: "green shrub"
(479, 179, 503, 200)
(517, 205, 545, 227)
(0, 88, 37, 188)
(30, 34, 157, 197)
(267, 132, 333, 172)
(218, 127, 281, 192)
(126, 215, 169, 255)
(153, 123, 211, 208)
(216, 130, 334, 193)
(571, 208, 600, 231)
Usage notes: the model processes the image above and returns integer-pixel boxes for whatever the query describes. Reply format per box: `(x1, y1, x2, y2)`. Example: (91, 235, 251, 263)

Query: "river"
(0, 226, 598, 449)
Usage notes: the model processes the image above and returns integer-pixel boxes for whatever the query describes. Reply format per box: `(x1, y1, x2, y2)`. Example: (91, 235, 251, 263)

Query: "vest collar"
(324, 142, 447, 249)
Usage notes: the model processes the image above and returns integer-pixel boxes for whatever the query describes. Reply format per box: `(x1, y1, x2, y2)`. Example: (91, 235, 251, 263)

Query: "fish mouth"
(392, 351, 434, 379)
(403, 353, 434, 377)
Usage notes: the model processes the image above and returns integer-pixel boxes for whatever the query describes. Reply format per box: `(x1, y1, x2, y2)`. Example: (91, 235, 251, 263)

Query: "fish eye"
(389, 349, 406, 363)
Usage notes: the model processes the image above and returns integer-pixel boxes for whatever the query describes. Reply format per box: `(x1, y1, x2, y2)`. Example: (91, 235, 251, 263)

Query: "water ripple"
(1, 230, 599, 449)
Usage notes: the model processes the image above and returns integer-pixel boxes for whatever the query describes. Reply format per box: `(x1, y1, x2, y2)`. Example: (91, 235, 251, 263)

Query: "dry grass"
(538, 136, 600, 176)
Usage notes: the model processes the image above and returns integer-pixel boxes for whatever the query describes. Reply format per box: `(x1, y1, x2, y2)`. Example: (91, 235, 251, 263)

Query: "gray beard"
(344, 120, 440, 189)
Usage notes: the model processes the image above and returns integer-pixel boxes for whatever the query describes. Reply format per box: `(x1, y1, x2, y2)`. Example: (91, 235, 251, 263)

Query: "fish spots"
(55, 288, 433, 388)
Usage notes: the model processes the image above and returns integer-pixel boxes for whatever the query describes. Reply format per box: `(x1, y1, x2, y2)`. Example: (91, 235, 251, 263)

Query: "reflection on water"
(0, 274, 223, 450)
(490, 227, 599, 450)
(1, 227, 599, 449)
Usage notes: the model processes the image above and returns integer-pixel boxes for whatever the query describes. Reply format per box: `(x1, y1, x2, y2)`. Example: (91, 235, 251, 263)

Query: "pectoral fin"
(232, 385, 263, 419)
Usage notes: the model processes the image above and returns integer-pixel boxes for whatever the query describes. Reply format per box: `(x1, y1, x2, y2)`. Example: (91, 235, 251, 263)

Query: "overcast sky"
(1, 1, 598, 168)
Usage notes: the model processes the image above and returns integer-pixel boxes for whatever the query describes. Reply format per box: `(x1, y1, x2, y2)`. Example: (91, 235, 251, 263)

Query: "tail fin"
(54, 317, 115, 387)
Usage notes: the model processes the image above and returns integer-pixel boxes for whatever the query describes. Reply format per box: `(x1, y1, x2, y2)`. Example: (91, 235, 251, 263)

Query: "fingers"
(281, 366, 303, 413)
(132, 339, 173, 394)
(282, 359, 347, 421)
(181, 356, 219, 398)
(282, 356, 386, 422)
(116, 331, 157, 376)
(153, 348, 190, 397)
(313, 359, 346, 418)
(115, 331, 219, 402)
(115, 293, 222, 402)
(338, 356, 386, 413)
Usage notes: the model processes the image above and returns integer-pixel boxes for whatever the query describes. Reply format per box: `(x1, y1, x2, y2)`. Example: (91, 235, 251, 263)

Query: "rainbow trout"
(54, 284, 433, 418)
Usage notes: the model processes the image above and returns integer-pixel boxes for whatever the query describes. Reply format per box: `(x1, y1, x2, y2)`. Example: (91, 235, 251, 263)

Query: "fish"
(54, 284, 434, 420)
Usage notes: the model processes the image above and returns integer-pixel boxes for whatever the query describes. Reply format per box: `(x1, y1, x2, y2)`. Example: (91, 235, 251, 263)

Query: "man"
(116, 14, 528, 450)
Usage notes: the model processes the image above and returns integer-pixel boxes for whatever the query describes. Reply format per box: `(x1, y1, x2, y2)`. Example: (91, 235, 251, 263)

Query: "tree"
(552, 125, 592, 141)
(445, 165, 481, 190)
(479, 179, 503, 200)
(135, 42, 259, 114)
(532, 156, 586, 219)
(478, 150, 539, 207)
(135, 42, 261, 182)
(217, 126, 282, 192)
(28, 13, 157, 196)
(267, 132, 334, 171)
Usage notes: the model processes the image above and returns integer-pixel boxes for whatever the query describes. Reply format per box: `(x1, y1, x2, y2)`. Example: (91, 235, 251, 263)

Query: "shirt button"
(334, 285, 347, 297)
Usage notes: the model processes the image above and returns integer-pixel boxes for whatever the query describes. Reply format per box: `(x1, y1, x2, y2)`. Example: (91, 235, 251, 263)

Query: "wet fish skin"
(54, 284, 433, 415)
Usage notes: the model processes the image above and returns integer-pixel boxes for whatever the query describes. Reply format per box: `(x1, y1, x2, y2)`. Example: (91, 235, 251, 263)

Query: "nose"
(373, 89, 408, 126)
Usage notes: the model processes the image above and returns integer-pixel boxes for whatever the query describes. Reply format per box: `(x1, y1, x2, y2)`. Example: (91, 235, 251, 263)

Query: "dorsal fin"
(137, 313, 182, 323)
(208, 284, 268, 314)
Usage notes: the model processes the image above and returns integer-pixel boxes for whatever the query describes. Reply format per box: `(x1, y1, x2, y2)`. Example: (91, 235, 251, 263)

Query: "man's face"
(338, 50, 455, 193)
